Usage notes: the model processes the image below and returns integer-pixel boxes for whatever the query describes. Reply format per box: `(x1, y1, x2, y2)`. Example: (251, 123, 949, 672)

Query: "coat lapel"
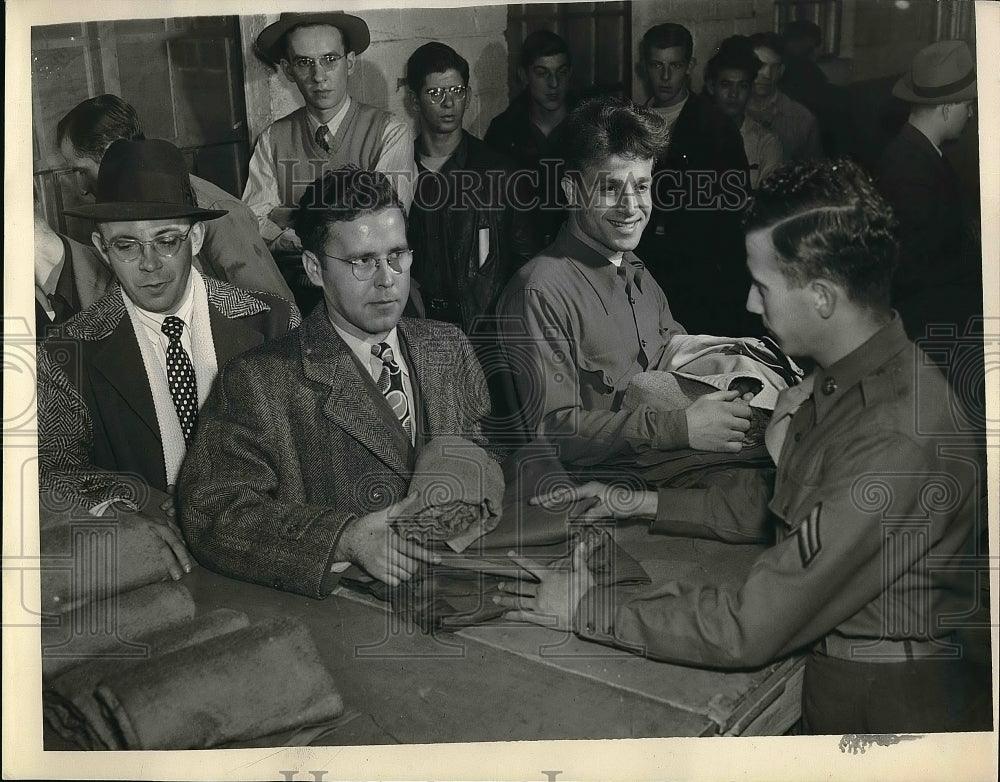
(209, 305, 266, 368)
(399, 319, 446, 436)
(301, 310, 410, 477)
(88, 318, 160, 442)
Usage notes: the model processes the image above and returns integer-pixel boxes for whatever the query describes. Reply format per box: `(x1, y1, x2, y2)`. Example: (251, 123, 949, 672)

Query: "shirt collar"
(555, 224, 646, 311)
(306, 96, 352, 136)
(331, 321, 409, 379)
(812, 313, 908, 423)
(130, 269, 198, 338)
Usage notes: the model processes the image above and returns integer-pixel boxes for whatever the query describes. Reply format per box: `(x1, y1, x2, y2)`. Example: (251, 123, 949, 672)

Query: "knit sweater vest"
(267, 102, 393, 208)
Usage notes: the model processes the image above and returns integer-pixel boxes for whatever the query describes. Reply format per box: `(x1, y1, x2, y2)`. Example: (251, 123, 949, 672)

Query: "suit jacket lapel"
(399, 320, 443, 437)
(88, 318, 160, 442)
(301, 312, 410, 477)
(210, 305, 266, 368)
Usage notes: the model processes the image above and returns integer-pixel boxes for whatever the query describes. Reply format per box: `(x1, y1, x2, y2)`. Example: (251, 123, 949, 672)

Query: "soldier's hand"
(337, 499, 442, 587)
(530, 481, 658, 523)
(685, 389, 752, 453)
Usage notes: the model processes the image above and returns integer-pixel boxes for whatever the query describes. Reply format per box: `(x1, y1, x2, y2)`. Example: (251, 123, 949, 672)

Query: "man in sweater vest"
(243, 12, 417, 254)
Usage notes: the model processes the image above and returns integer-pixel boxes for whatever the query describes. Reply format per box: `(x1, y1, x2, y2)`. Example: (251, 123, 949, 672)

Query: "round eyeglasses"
(287, 53, 347, 74)
(323, 249, 414, 281)
(99, 227, 194, 263)
(424, 85, 468, 104)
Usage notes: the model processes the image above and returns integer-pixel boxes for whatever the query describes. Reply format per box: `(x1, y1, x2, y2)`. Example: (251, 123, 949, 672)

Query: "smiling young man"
(242, 12, 416, 252)
(497, 95, 754, 466)
(496, 159, 990, 734)
(38, 139, 298, 579)
(180, 166, 495, 595)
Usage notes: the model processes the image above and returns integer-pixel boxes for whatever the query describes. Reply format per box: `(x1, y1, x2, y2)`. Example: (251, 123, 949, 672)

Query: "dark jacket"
(408, 130, 538, 331)
(484, 92, 576, 246)
(638, 92, 756, 337)
(876, 122, 982, 339)
(40, 276, 300, 495)
(35, 234, 114, 341)
(178, 308, 493, 598)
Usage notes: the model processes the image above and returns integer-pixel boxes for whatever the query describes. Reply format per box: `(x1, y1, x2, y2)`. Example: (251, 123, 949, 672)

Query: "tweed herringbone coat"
(178, 307, 492, 598)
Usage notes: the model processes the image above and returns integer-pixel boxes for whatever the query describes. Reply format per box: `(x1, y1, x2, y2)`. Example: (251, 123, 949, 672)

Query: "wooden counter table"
(43, 522, 804, 747)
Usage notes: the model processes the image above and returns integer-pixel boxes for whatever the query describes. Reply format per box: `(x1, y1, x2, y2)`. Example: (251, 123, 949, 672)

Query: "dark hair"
(748, 31, 786, 61)
(55, 95, 145, 162)
(562, 94, 670, 175)
(640, 23, 693, 63)
(744, 159, 898, 311)
(281, 22, 350, 61)
(519, 30, 571, 71)
(406, 42, 470, 93)
(704, 35, 762, 84)
(293, 165, 403, 255)
(783, 20, 822, 48)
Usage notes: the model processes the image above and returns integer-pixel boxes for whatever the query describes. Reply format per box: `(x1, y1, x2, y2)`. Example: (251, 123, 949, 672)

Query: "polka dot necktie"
(372, 342, 413, 439)
(161, 315, 199, 447)
(315, 124, 331, 152)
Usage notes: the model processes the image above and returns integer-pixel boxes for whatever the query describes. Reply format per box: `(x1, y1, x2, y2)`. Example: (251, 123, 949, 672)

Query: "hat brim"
(62, 203, 228, 222)
(256, 13, 371, 64)
(892, 74, 977, 104)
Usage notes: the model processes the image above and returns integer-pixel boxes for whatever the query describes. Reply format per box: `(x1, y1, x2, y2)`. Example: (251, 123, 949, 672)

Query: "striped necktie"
(315, 124, 331, 153)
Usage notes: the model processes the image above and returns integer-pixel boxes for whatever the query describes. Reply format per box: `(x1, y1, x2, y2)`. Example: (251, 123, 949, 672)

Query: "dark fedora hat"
(62, 139, 227, 223)
(893, 40, 977, 104)
(255, 12, 371, 65)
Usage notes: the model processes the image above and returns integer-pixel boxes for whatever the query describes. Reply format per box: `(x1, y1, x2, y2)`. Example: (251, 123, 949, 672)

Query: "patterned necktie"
(764, 373, 816, 465)
(161, 316, 199, 447)
(315, 124, 331, 153)
(372, 342, 413, 439)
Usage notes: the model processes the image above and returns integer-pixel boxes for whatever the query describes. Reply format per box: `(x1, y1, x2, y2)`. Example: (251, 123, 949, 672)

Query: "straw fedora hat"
(892, 40, 977, 104)
(255, 12, 371, 65)
(63, 139, 227, 223)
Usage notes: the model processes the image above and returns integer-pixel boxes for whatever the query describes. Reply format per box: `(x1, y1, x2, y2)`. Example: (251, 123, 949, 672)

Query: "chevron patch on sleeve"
(797, 503, 822, 567)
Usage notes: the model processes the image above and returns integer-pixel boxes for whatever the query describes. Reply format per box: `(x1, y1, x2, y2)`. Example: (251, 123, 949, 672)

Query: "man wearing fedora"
(243, 12, 416, 253)
(38, 139, 300, 539)
(876, 40, 981, 344)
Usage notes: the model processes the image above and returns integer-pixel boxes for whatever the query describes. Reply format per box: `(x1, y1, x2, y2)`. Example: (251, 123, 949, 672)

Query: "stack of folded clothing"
(345, 445, 651, 631)
(40, 510, 346, 749)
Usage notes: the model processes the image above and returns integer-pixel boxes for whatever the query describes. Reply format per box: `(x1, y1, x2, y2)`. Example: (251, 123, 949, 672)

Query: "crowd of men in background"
(33, 11, 989, 736)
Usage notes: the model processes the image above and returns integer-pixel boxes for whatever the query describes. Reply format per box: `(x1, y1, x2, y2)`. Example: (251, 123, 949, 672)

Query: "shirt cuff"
(653, 408, 689, 449)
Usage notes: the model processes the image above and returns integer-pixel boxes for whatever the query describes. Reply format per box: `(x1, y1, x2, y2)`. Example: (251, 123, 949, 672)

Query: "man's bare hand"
(121, 510, 192, 581)
(337, 498, 442, 586)
(492, 536, 598, 631)
(159, 484, 178, 520)
(685, 389, 752, 452)
(530, 481, 658, 523)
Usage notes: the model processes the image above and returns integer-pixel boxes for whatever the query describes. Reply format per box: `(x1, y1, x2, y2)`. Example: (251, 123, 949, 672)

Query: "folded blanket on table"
(41, 581, 195, 680)
(44, 608, 250, 749)
(396, 435, 505, 552)
(91, 616, 344, 749)
(344, 444, 650, 631)
(40, 511, 178, 613)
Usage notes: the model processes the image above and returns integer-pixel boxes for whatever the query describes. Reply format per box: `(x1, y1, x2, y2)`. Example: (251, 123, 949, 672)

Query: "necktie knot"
(315, 124, 331, 152)
(372, 341, 396, 366)
(161, 315, 185, 340)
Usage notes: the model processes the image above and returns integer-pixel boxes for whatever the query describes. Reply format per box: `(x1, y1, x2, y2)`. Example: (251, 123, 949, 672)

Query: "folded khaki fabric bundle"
(44, 608, 250, 749)
(41, 581, 195, 680)
(40, 513, 176, 613)
(396, 436, 505, 552)
(91, 616, 344, 749)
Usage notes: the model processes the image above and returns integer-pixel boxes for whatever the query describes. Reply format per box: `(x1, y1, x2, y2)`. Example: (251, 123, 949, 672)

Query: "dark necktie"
(372, 342, 413, 439)
(161, 316, 199, 447)
(315, 124, 331, 153)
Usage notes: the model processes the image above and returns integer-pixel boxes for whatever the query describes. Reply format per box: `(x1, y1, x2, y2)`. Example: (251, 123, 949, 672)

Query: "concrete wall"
(240, 6, 509, 146)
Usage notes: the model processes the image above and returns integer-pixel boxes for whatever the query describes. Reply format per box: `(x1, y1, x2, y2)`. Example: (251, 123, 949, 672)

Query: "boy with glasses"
(38, 139, 299, 578)
(180, 166, 495, 594)
(243, 12, 417, 253)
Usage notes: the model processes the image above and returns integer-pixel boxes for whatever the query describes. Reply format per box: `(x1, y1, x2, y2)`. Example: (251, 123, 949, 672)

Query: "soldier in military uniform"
(494, 159, 991, 733)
